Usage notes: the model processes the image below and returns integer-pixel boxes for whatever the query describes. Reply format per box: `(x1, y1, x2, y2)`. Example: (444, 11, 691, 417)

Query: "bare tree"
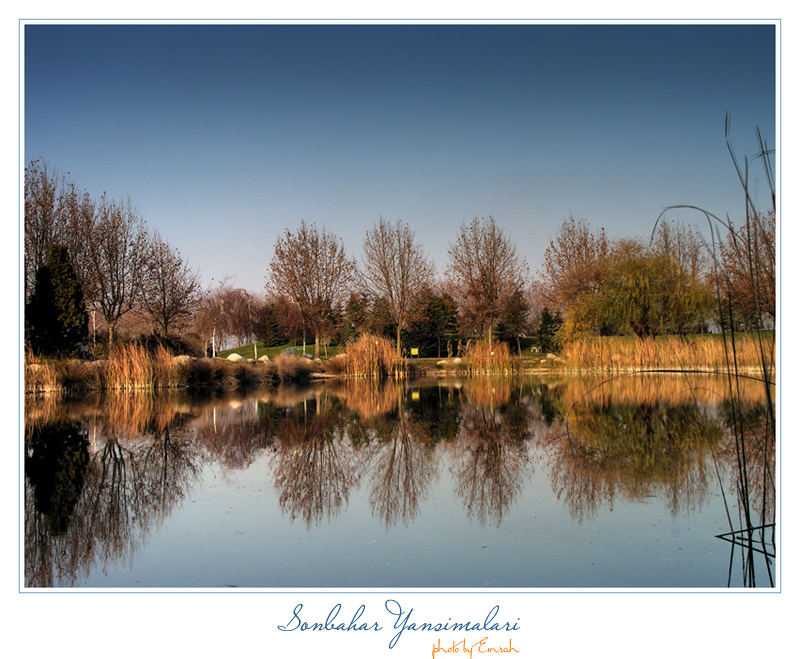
(25, 160, 97, 303)
(141, 233, 201, 337)
(446, 216, 527, 345)
(362, 218, 434, 355)
(25, 160, 63, 300)
(268, 221, 356, 358)
(85, 195, 148, 348)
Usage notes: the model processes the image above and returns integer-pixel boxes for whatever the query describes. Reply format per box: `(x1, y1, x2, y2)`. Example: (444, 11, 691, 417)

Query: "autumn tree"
(268, 221, 356, 358)
(542, 216, 610, 313)
(141, 233, 201, 337)
(362, 218, 434, 355)
(446, 216, 527, 345)
(85, 196, 149, 348)
(717, 211, 775, 330)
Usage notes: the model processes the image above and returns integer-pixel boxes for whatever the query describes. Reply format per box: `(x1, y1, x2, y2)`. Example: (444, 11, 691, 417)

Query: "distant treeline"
(24, 154, 775, 360)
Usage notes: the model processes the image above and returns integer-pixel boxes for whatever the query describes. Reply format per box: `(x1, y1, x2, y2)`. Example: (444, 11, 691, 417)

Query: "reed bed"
(105, 345, 179, 391)
(560, 334, 773, 373)
(464, 341, 514, 374)
(25, 357, 102, 395)
(24, 346, 315, 396)
(342, 334, 412, 378)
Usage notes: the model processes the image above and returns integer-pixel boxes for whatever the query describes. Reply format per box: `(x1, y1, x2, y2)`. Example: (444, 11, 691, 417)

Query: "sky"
(24, 23, 776, 292)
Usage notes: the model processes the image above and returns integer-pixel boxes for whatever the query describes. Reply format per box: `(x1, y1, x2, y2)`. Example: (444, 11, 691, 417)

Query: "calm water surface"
(24, 375, 775, 588)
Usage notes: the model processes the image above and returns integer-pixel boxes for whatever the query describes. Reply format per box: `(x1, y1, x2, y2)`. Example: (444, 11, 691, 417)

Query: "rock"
(546, 353, 565, 363)
(436, 357, 463, 368)
(227, 353, 244, 362)
(258, 355, 271, 363)
(173, 355, 193, 366)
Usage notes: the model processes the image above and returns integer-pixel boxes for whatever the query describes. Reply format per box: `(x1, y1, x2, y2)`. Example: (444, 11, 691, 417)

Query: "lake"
(23, 374, 775, 588)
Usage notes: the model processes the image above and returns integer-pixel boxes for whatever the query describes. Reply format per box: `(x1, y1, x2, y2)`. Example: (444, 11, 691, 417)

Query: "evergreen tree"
(25, 245, 89, 356)
(537, 307, 563, 354)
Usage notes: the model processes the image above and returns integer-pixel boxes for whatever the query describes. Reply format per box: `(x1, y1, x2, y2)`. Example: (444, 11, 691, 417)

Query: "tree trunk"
(107, 320, 115, 352)
(314, 334, 320, 359)
(396, 325, 402, 358)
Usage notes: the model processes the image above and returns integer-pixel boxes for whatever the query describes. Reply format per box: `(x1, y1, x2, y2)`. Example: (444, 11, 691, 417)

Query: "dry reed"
(343, 334, 408, 378)
(464, 341, 514, 374)
(560, 334, 773, 373)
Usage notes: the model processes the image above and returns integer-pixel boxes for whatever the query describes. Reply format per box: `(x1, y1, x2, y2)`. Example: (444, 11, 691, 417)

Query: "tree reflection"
(368, 410, 439, 528)
(25, 419, 202, 587)
(268, 397, 365, 527)
(449, 381, 533, 526)
(541, 401, 721, 522)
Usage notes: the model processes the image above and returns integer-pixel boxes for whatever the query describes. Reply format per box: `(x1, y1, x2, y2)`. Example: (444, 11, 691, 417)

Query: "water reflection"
(541, 400, 720, 522)
(24, 373, 775, 587)
(449, 380, 534, 526)
(25, 414, 202, 587)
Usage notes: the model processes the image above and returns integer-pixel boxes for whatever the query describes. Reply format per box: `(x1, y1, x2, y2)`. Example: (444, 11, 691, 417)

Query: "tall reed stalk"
(655, 118, 776, 586)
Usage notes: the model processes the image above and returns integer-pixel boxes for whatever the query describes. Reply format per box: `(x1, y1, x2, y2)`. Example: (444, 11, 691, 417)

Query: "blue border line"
(18, 17, 782, 596)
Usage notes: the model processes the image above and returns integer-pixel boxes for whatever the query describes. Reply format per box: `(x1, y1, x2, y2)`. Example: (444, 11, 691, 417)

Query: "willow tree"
(362, 218, 434, 356)
(268, 221, 355, 358)
(446, 216, 527, 346)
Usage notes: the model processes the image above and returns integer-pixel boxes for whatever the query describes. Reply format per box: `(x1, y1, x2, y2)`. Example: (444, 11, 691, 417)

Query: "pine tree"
(25, 245, 89, 356)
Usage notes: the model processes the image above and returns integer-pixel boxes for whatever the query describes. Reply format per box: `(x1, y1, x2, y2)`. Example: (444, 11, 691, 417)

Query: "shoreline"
(24, 355, 774, 397)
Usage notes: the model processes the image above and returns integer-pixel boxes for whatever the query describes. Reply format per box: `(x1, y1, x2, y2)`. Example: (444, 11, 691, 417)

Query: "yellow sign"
(412, 391, 420, 400)
(411, 347, 419, 356)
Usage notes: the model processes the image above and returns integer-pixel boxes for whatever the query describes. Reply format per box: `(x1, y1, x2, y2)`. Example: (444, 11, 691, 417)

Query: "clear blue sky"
(24, 24, 776, 291)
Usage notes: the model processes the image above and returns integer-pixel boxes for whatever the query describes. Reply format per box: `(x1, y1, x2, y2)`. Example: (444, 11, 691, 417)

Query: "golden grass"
(25, 356, 102, 395)
(343, 334, 409, 378)
(464, 341, 514, 374)
(105, 345, 178, 391)
(560, 334, 774, 373)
